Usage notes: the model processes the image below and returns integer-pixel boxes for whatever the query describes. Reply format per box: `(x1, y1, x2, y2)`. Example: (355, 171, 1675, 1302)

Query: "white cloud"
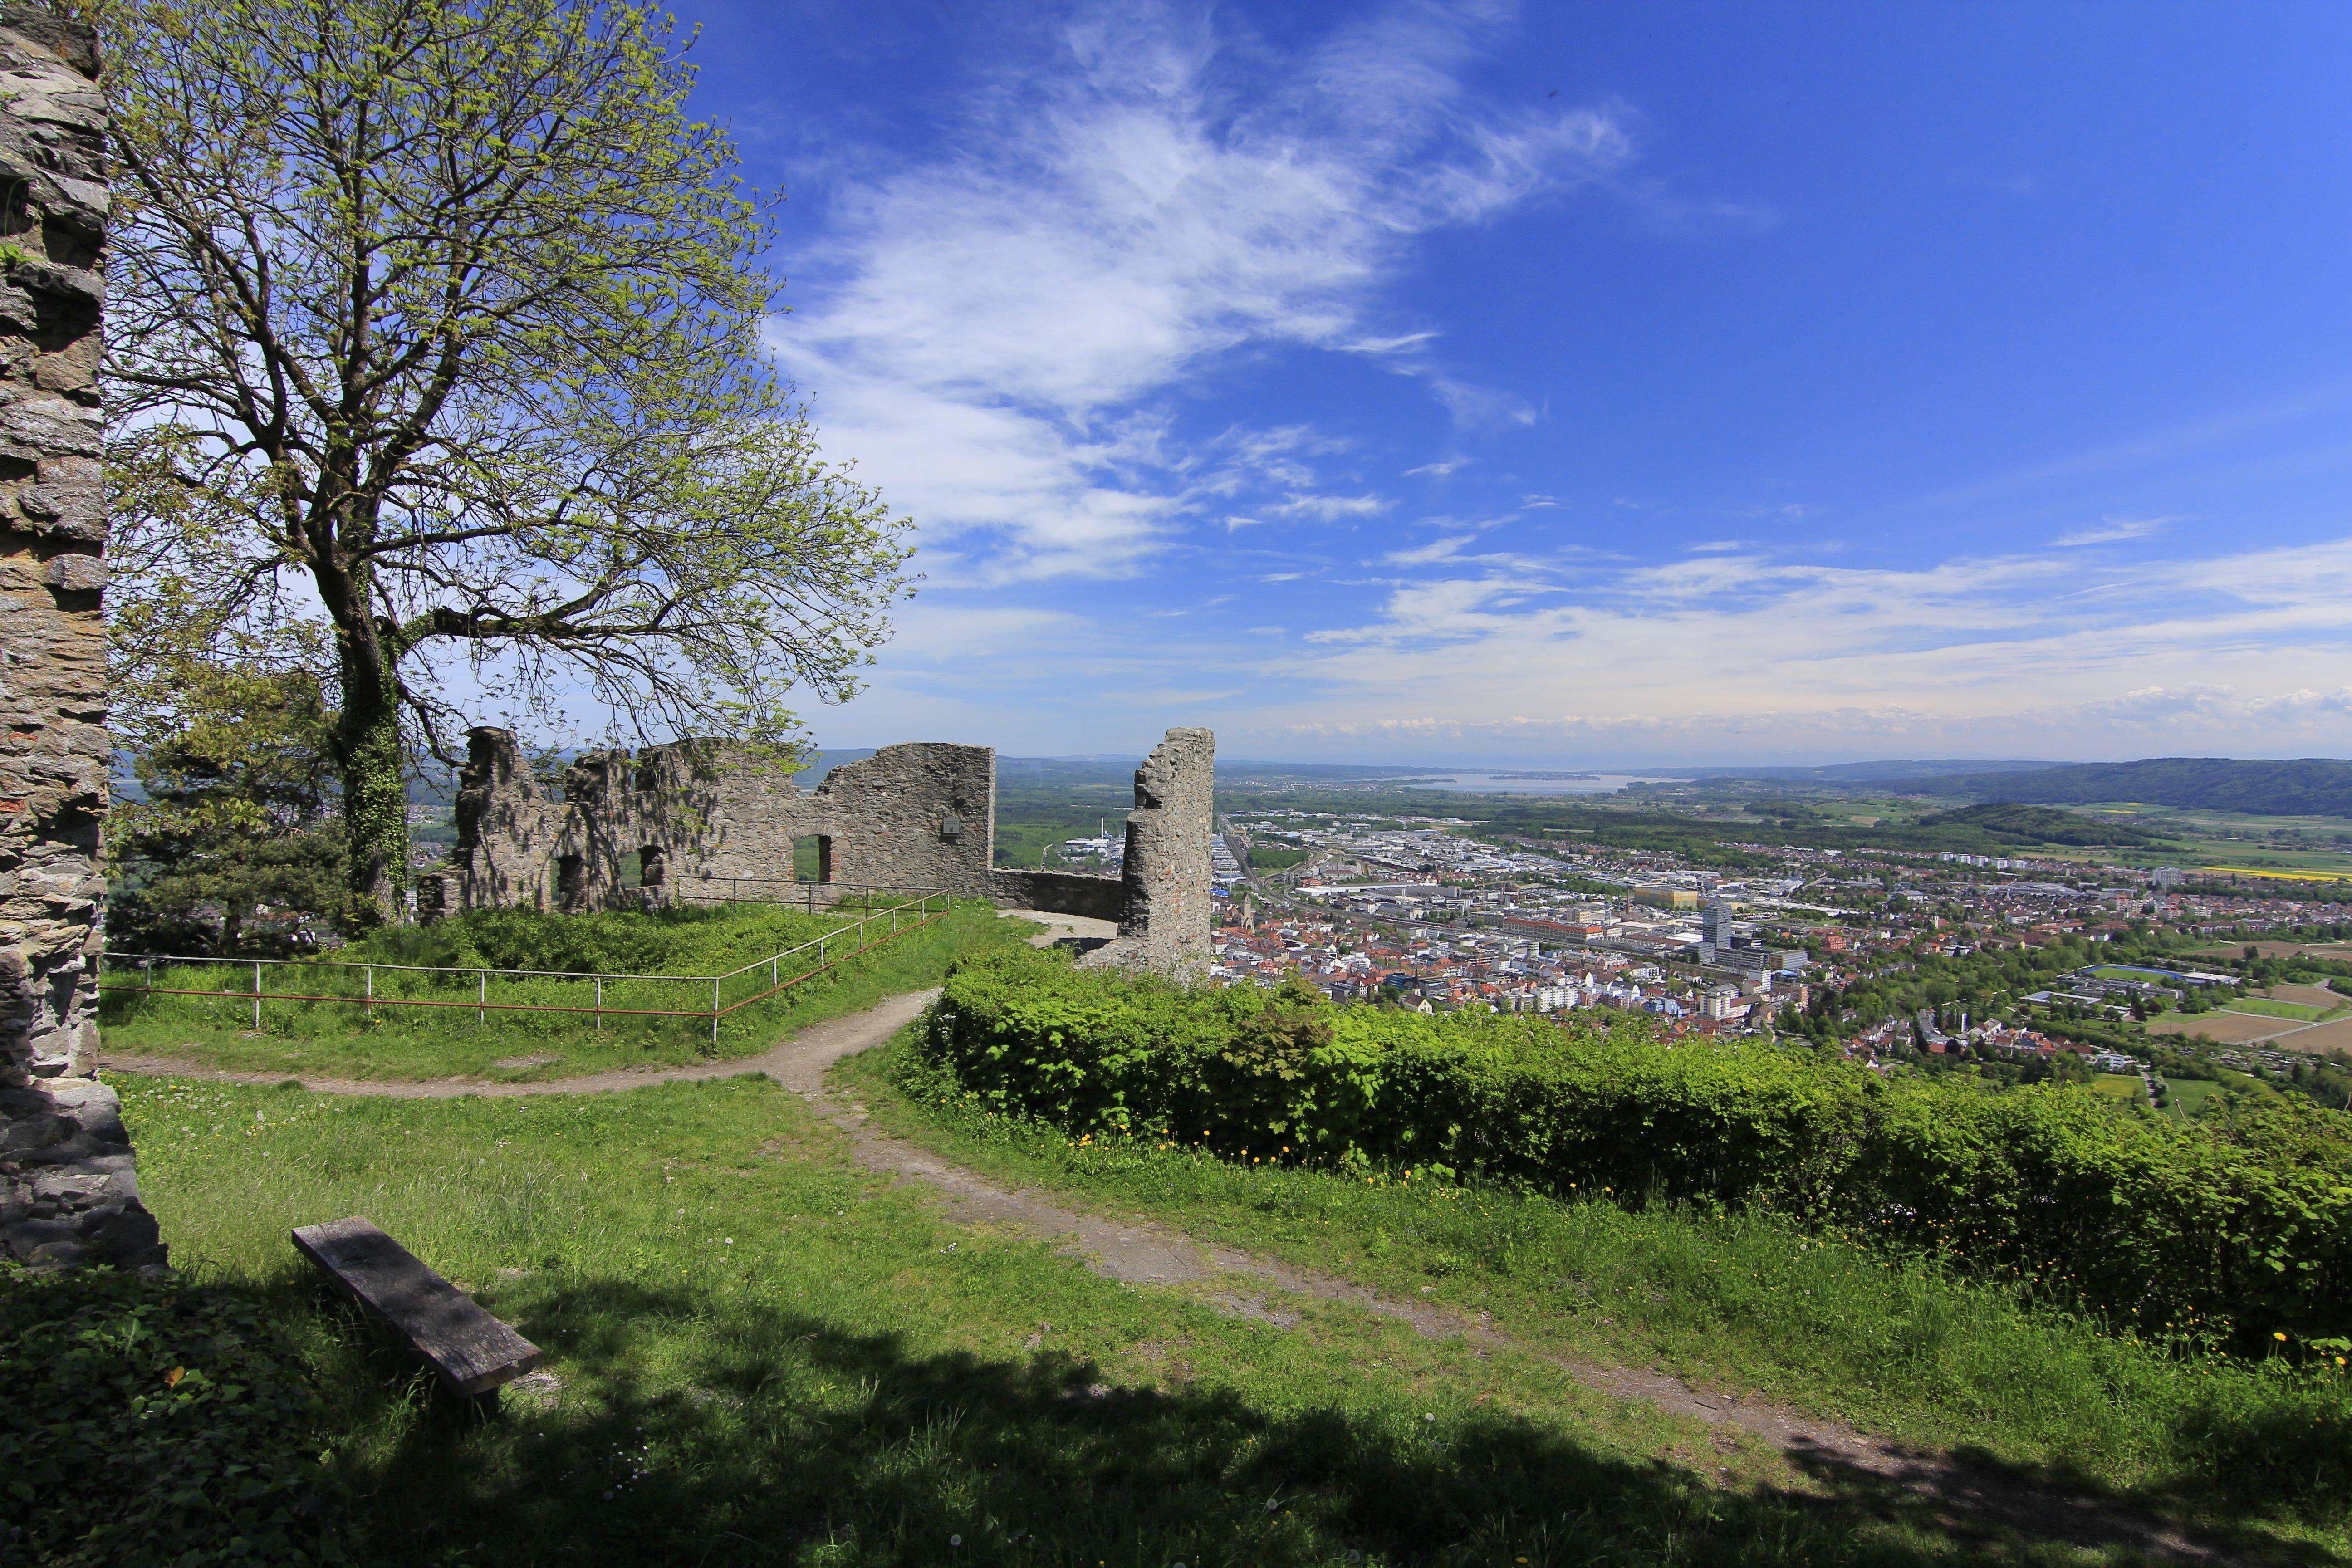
(769, 1, 1632, 580)
(2055, 514, 2177, 547)
(1269, 493, 1390, 521)
(1405, 458, 1472, 477)
(1211, 535, 2352, 760)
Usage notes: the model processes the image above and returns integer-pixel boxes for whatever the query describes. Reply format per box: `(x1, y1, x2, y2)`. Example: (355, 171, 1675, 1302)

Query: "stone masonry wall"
(985, 867, 1125, 924)
(424, 730, 1003, 916)
(421, 729, 1215, 977)
(0, 14, 168, 1270)
(1084, 727, 1215, 976)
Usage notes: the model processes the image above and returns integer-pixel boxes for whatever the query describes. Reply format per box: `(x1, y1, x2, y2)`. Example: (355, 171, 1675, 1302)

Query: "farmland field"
(2267, 1016, 2352, 1056)
(2193, 941, 2352, 961)
(2262, 983, 2346, 1010)
(2146, 1010, 2295, 1044)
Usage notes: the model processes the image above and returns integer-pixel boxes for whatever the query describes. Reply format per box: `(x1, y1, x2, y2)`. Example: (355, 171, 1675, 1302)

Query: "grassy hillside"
(1922, 757, 2352, 815)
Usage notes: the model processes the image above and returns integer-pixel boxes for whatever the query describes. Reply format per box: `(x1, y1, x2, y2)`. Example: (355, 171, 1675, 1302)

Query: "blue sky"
(679, 0, 2352, 766)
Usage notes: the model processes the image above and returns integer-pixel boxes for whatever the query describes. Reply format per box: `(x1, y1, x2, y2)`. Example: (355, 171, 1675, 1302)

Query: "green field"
(2223, 997, 2333, 1024)
(845, 1033, 2352, 1560)
(8, 1070, 2036, 1567)
(2158, 1077, 2218, 1120)
(18, 996, 2352, 1566)
(97, 901, 1025, 1081)
(2090, 1072, 2146, 1103)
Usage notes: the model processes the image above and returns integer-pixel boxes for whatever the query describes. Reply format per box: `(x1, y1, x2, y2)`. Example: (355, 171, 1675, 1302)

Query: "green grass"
(2222, 998, 2334, 1024)
(2159, 1078, 2219, 1120)
(96, 901, 1026, 1082)
(846, 1030, 2352, 1563)
(2089, 1072, 2146, 1103)
(75, 1068, 2146, 1568)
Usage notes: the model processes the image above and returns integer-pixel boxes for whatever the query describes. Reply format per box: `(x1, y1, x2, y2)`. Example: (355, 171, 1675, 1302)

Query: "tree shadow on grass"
(299, 1276, 2332, 1568)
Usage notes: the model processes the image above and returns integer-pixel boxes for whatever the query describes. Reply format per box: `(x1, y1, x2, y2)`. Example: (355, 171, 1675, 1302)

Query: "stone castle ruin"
(0, 15, 167, 1270)
(421, 725, 1217, 976)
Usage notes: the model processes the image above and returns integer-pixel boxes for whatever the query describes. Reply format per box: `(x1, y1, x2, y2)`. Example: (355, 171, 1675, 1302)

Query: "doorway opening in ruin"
(634, 845, 666, 899)
(792, 834, 833, 883)
(555, 853, 585, 907)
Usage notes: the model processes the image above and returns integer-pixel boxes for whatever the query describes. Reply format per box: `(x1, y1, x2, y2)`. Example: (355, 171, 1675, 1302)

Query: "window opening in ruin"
(792, 834, 833, 883)
(555, 853, 586, 906)
(637, 845, 666, 890)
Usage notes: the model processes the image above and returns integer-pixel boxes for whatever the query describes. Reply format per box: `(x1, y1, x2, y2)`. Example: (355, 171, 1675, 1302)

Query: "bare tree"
(107, 0, 915, 920)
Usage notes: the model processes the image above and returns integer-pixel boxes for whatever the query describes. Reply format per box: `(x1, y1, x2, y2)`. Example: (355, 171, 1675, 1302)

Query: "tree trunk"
(332, 622, 411, 926)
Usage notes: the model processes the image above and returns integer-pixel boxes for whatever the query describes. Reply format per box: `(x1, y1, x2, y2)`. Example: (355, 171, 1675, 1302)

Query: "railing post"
(595, 975, 603, 1030)
(478, 970, 485, 1029)
(365, 964, 373, 1021)
(253, 961, 262, 1030)
(712, 975, 721, 1048)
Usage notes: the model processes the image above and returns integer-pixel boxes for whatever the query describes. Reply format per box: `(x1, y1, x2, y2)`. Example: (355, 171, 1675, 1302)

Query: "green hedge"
(918, 947, 2352, 1342)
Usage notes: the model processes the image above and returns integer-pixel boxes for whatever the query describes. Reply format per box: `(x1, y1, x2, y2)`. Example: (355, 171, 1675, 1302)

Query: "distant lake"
(1383, 773, 1684, 796)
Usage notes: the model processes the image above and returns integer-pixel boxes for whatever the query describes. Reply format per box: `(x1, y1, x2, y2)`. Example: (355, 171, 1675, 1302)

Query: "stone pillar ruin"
(0, 14, 167, 1270)
(1087, 727, 1216, 976)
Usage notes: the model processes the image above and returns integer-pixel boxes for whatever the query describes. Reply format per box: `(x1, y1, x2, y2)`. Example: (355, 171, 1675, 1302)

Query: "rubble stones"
(0, 13, 167, 1271)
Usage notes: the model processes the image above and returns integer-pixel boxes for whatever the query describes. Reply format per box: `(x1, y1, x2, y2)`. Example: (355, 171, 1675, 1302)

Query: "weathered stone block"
(0, 12, 168, 1271)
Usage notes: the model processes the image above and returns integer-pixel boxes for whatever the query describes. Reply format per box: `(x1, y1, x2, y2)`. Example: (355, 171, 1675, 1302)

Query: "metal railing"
(99, 887, 951, 1047)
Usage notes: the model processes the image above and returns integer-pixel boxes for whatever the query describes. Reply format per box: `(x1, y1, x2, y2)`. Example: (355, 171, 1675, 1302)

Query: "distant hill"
(1912, 802, 2166, 848)
(1915, 758, 2352, 816)
(1676, 759, 2063, 783)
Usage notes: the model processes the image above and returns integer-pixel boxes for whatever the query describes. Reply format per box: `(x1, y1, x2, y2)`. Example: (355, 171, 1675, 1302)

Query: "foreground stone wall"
(422, 727, 1217, 977)
(0, 15, 167, 1270)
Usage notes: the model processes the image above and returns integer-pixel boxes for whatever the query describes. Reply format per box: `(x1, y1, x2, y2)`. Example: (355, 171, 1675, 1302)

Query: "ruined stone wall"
(815, 744, 996, 896)
(430, 730, 1000, 914)
(1084, 727, 1215, 976)
(986, 867, 1124, 924)
(0, 15, 167, 1270)
(424, 725, 1211, 980)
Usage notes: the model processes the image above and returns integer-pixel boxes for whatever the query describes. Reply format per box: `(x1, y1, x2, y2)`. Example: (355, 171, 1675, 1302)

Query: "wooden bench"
(292, 1217, 543, 1399)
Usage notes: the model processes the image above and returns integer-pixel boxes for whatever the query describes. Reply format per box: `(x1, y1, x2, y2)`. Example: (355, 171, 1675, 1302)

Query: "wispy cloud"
(1269, 493, 1390, 521)
(769, 1, 1635, 580)
(2055, 514, 2176, 547)
(1241, 535, 2352, 754)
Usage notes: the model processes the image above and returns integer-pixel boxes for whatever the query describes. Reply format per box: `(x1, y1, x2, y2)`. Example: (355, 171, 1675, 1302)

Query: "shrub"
(918, 947, 2352, 1343)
